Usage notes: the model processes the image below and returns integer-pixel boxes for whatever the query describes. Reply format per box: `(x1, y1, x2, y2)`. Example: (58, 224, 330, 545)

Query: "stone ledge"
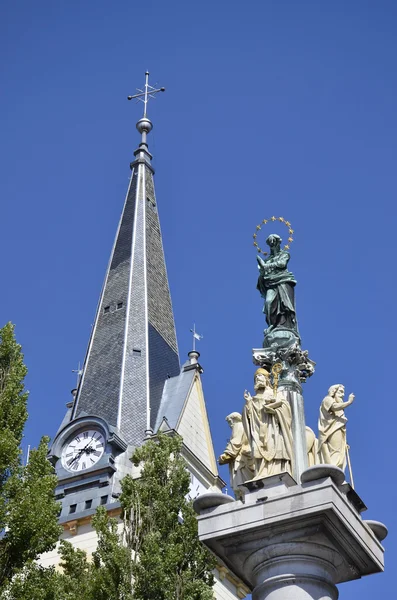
(196, 475, 385, 589)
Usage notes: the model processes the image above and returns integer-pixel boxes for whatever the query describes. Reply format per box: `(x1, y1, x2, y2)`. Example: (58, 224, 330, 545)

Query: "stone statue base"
(194, 467, 386, 600)
(239, 471, 297, 493)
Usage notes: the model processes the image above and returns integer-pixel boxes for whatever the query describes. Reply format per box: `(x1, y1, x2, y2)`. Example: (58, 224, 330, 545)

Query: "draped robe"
(222, 420, 255, 494)
(257, 250, 297, 331)
(318, 395, 348, 471)
(242, 389, 293, 478)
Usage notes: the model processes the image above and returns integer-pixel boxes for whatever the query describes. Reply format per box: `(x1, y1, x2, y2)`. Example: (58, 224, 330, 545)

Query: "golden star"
(285, 221, 291, 227)
(263, 219, 268, 224)
(256, 225, 261, 230)
(279, 217, 284, 222)
(285, 244, 290, 250)
(288, 237, 293, 243)
(289, 229, 294, 234)
(253, 233, 257, 238)
(271, 216, 276, 221)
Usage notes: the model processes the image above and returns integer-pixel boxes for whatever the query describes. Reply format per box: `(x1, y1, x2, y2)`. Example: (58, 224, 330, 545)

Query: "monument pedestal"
(194, 468, 386, 600)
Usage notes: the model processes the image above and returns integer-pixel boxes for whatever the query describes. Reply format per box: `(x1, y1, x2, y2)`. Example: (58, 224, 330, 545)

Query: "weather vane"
(190, 324, 203, 352)
(127, 71, 165, 118)
(252, 216, 294, 256)
(72, 362, 83, 388)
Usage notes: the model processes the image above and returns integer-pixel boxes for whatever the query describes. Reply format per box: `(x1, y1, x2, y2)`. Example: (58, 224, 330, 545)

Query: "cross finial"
(72, 362, 83, 388)
(190, 323, 203, 352)
(127, 71, 165, 119)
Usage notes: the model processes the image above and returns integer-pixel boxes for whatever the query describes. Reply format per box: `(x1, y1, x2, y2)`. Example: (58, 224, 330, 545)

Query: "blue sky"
(1, 1, 396, 597)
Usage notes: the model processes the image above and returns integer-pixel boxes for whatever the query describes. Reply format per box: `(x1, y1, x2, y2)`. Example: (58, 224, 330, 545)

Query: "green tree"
(0, 323, 61, 593)
(0, 324, 214, 599)
(27, 432, 216, 600)
(121, 432, 216, 600)
(5, 539, 94, 600)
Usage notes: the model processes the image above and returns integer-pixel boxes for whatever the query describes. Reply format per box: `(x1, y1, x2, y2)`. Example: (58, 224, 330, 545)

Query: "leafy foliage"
(0, 322, 28, 500)
(121, 432, 216, 600)
(72, 507, 133, 600)
(0, 323, 61, 593)
(0, 324, 215, 599)
(52, 433, 215, 599)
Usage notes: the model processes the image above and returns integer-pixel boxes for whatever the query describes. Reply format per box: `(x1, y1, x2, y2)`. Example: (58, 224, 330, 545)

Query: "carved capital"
(253, 342, 315, 385)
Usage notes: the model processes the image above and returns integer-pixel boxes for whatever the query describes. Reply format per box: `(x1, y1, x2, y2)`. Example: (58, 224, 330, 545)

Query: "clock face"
(61, 429, 105, 472)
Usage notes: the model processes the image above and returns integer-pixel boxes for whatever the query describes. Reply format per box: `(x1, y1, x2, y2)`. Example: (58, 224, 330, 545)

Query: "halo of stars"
(252, 217, 294, 256)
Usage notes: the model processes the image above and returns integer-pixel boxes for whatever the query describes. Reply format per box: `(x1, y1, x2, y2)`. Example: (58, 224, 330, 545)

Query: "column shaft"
(252, 556, 338, 600)
(283, 389, 308, 482)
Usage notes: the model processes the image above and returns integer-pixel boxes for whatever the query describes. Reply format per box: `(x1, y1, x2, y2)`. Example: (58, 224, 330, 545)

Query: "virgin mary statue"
(257, 234, 297, 333)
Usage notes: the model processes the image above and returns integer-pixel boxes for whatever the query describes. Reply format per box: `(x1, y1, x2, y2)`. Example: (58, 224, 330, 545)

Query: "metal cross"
(72, 362, 83, 387)
(127, 71, 165, 118)
(190, 323, 203, 352)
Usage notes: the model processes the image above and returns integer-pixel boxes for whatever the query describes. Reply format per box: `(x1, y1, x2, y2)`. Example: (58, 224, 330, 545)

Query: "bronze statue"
(257, 234, 297, 333)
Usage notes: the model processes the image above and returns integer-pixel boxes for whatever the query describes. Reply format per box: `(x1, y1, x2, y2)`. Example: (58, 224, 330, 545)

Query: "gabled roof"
(154, 360, 195, 431)
(155, 358, 219, 476)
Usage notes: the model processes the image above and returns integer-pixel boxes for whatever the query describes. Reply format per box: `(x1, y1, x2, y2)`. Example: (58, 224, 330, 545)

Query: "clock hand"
(68, 448, 84, 467)
(85, 434, 103, 454)
(68, 440, 92, 466)
(85, 435, 97, 453)
(80, 440, 95, 454)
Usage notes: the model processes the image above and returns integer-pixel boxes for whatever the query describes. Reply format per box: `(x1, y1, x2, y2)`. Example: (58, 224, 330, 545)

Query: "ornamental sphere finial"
(136, 117, 153, 135)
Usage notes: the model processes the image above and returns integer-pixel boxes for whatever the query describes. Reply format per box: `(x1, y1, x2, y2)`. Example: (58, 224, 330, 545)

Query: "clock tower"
(43, 74, 247, 598)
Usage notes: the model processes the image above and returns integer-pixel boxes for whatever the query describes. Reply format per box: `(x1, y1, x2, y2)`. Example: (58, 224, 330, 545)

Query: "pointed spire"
(71, 73, 179, 445)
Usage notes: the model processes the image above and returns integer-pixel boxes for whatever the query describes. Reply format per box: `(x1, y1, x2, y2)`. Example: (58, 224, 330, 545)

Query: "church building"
(41, 74, 249, 600)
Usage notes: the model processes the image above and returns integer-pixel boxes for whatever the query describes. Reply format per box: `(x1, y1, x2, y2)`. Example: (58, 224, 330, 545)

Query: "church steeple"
(46, 79, 232, 596)
(71, 73, 179, 445)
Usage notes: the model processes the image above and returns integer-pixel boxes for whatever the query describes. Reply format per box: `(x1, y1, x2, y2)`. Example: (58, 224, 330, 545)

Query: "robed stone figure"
(242, 368, 293, 478)
(218, 413, 255, 499)
(318, 384, 355, 471)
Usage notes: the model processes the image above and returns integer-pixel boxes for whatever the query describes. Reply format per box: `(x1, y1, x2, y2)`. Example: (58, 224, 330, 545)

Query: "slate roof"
(154, 360, 195, 431)
(71, 139, 180, 446)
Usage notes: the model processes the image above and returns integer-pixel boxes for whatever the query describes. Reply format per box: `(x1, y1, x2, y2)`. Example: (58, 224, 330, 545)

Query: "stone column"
(248, 543, 338, 600)
(282, 388, 308, 483)
(194, 469, 386, 600)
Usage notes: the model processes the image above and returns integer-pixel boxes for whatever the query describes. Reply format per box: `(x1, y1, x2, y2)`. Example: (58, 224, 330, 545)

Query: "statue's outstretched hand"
(257, 255, 266, 269)
(218, 453, 233, 465)
(348, 393, 355, 402)
(244, 390, 252, 403)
